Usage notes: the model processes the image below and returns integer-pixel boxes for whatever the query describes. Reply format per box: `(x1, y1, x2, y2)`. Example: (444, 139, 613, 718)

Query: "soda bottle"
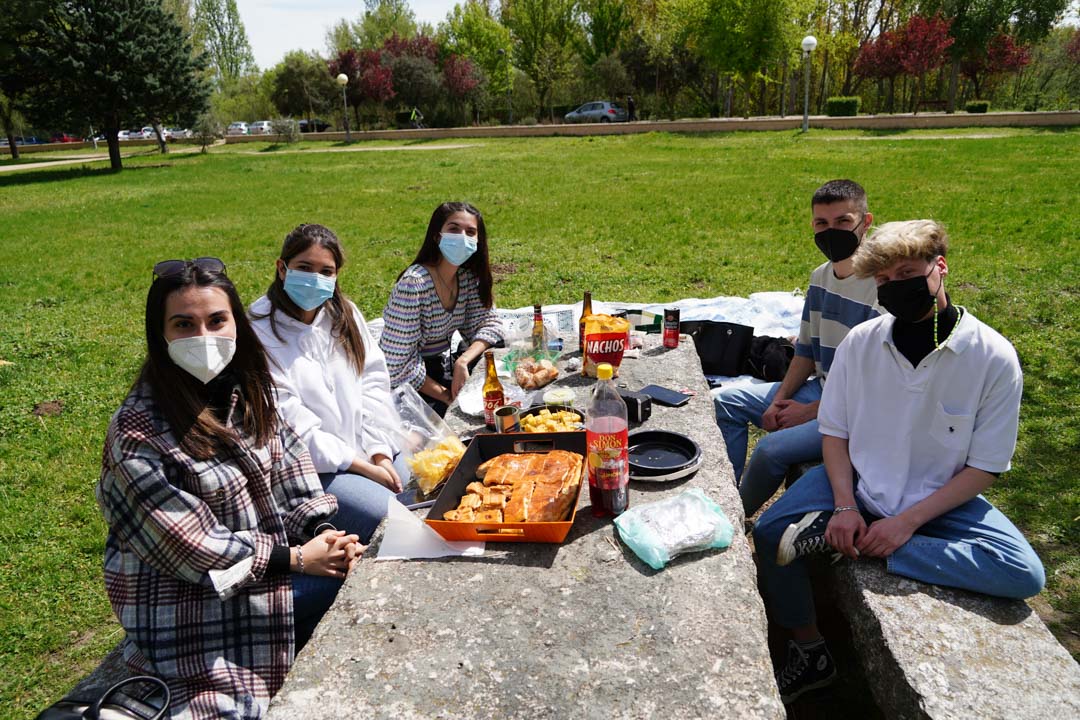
(586, 362, 629, 517)
(579, 291, 593, 352)
(482, 350, 504, 430)
(531, 304, 545, 353)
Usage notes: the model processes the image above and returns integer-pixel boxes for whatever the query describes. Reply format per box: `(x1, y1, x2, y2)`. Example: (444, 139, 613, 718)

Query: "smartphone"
(638, 384, 692, 407)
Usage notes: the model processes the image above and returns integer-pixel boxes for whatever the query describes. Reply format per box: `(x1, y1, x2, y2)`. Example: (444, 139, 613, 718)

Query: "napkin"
(375, 498, 485, 560)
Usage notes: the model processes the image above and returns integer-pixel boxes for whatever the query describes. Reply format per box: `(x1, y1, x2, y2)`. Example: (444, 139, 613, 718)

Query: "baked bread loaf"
(443, 450, 583, 523)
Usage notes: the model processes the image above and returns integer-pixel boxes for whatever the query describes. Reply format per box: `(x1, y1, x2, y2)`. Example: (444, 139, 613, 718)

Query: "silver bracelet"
(833, 505, 859, 515)
(295, 546, 305, 575)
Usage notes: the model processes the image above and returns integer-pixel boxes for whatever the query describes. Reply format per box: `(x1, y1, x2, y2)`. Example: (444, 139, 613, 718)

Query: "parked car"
(249, 120, 273, 135)
(117, 130, 132, 141)
(166, 127, 193, 139)
(14, 136, 45, 145)
(563, 101, 628, 123)
(50, 132, 79, 143)
(298, 118, 330, 133)
(226, 121, 249, 136)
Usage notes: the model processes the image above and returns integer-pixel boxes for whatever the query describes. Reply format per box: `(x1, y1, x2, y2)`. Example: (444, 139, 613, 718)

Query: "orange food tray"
(424, 432, 585, 543)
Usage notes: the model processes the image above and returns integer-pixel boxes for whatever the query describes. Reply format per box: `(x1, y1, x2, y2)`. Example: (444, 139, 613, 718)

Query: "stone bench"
(781, 464, 1080, 717)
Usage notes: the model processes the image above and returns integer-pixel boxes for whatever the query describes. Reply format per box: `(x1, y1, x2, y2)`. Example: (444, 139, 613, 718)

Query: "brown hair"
(853, 220, 949, 278)
(402, 201, 494, 308)
(139, 264, 277, 459)
(254, 223, 367, 374)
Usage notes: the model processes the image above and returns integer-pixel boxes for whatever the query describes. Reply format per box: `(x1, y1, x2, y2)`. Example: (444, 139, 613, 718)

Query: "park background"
(1, 127, 1078, 717)
(1, 0, 1079, 717)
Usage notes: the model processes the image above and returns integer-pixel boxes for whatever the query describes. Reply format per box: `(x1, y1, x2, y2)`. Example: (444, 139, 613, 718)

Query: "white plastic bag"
(613, 489, 734, 570)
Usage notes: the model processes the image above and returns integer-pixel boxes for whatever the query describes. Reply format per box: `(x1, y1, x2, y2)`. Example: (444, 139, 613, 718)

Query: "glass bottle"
(579, 290, 593, 352)
(482, 350, 504, 429)
(531, 304, 545, 353)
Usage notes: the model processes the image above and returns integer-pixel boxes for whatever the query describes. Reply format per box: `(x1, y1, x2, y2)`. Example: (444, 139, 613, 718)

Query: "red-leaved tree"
(442, 54, 479, 99)
(381, 34, 439, 63)
(896, 13, 955, 113)
(961, 33, 1031, 99)
(1065, 28, 1080, 64)
(854, 30, 904, 113)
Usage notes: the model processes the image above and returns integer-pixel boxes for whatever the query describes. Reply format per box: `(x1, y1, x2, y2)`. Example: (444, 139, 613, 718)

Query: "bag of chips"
(582, 314, 630, 377)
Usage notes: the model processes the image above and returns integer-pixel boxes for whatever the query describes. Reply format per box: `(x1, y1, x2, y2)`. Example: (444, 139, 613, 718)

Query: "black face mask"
(814, 217, 865, 263)
(877, 263, 940, 323)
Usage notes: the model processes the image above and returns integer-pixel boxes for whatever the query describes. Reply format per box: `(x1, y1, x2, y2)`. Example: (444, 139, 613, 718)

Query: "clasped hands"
(824, 511, 918, 560)
(762, 399, 817, 431)
(295, 529, 366, 578)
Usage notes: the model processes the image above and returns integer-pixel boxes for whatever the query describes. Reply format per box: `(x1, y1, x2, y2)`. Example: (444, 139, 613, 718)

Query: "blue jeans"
(292, 573, 342, 650)
(713, 378, 824, 514)
(753, 465, 1046, 629)
(319, 470, 397, 543)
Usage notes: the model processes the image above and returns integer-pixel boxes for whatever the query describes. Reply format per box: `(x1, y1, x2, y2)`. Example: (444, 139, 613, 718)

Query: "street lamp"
(336, 72, 351, 143)
(498, 48, 512, 125)
(801, 35, 818, 133)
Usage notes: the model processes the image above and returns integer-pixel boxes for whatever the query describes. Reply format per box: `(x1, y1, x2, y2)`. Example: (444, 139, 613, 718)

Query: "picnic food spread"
(407, 436, 467, 495)
(442, 450, 583, 523)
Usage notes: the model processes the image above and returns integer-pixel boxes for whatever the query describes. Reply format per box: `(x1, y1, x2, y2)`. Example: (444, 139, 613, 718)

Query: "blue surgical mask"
(283, 268, 336, 311)
(439, 232, 478, 267)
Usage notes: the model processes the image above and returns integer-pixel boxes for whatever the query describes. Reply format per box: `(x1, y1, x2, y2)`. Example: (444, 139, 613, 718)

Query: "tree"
(271, 51, 337, 122)
(854, 30, 905, 112)
(503, 0, 581, 119)
(895, 13, 954, 112)
(923, 0, 1070, 112)
(326, 18, 358, 55)
(356, 0, 418, 49)
(0, 0, 54, 159)
(580, 0, 631, 65)
(29, 0, 208, 170)
(440, 0, 514, 94)
(193, 0, 255, 85)
(961, 32, 1031, 98)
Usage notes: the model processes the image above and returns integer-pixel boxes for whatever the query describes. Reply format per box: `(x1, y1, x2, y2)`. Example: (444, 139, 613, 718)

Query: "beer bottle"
(531, 304, 545, 353)
(482, 350, 504, 429)
(579, 291, 593, 351)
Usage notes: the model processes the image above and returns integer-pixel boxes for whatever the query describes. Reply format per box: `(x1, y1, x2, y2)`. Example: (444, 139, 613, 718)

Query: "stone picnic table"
(268, 335, 785, 719)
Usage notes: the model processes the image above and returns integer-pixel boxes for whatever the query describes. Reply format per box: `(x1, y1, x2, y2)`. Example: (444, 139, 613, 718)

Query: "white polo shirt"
(818, 308, 1022, 518)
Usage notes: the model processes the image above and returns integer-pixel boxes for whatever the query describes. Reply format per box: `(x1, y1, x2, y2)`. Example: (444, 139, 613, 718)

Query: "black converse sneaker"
(776, 510, 838, 566)
(775, 638, 837, 703)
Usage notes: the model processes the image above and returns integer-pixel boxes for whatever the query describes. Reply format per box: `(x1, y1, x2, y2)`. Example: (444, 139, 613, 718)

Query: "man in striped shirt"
(714, 179, 881, 516)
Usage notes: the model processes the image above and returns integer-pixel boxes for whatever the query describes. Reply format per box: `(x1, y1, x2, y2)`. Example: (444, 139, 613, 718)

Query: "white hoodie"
(250, 295, 398, 474)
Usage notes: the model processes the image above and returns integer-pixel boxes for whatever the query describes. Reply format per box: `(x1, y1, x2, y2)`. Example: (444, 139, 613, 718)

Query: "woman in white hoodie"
(250, 223, 402, 542)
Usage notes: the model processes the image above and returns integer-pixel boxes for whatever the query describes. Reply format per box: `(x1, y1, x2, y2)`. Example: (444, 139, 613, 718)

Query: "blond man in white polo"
(753, 220, 1045, 704)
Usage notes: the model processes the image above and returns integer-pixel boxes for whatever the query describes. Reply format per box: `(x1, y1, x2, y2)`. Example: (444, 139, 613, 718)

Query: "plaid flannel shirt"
(96, 383, 337, 719)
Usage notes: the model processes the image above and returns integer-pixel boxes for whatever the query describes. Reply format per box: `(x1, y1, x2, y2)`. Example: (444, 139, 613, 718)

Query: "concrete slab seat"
(822, 560, 1080, 719)
(779, 462, 1080, 716)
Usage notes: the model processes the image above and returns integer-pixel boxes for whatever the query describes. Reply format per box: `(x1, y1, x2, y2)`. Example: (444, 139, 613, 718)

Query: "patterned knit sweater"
(379, 264, 505, 390)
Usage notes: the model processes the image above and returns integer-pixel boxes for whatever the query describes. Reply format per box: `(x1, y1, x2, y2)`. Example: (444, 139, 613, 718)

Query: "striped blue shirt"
(796, 261, 881, 379)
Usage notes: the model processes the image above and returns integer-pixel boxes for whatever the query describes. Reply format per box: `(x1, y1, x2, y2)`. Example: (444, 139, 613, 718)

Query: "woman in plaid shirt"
(96, 259, 362, 718)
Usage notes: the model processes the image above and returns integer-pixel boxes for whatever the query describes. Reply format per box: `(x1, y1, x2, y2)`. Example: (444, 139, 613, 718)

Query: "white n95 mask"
(168, 335, 236, 384)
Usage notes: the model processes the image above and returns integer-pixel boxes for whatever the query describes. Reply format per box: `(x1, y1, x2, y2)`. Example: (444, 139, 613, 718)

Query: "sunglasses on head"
(152, 257, 226, 280)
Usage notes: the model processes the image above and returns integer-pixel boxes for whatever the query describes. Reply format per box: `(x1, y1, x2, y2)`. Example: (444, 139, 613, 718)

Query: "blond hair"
(853, 220, 949, 278)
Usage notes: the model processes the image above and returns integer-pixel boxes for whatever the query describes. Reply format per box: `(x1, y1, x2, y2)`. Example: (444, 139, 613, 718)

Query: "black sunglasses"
(152, 257, 226, 280)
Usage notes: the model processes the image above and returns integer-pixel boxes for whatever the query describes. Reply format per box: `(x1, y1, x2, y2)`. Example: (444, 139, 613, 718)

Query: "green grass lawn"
(0, 128, 1077, 716)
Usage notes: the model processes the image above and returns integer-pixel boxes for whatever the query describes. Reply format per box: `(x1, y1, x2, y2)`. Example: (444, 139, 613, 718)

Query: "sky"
(235, 1, 460, 70)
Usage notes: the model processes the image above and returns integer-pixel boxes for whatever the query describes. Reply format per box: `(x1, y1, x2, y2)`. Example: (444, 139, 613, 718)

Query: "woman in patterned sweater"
(379, 202, 505, 415)
(96, 259, 362, 718)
